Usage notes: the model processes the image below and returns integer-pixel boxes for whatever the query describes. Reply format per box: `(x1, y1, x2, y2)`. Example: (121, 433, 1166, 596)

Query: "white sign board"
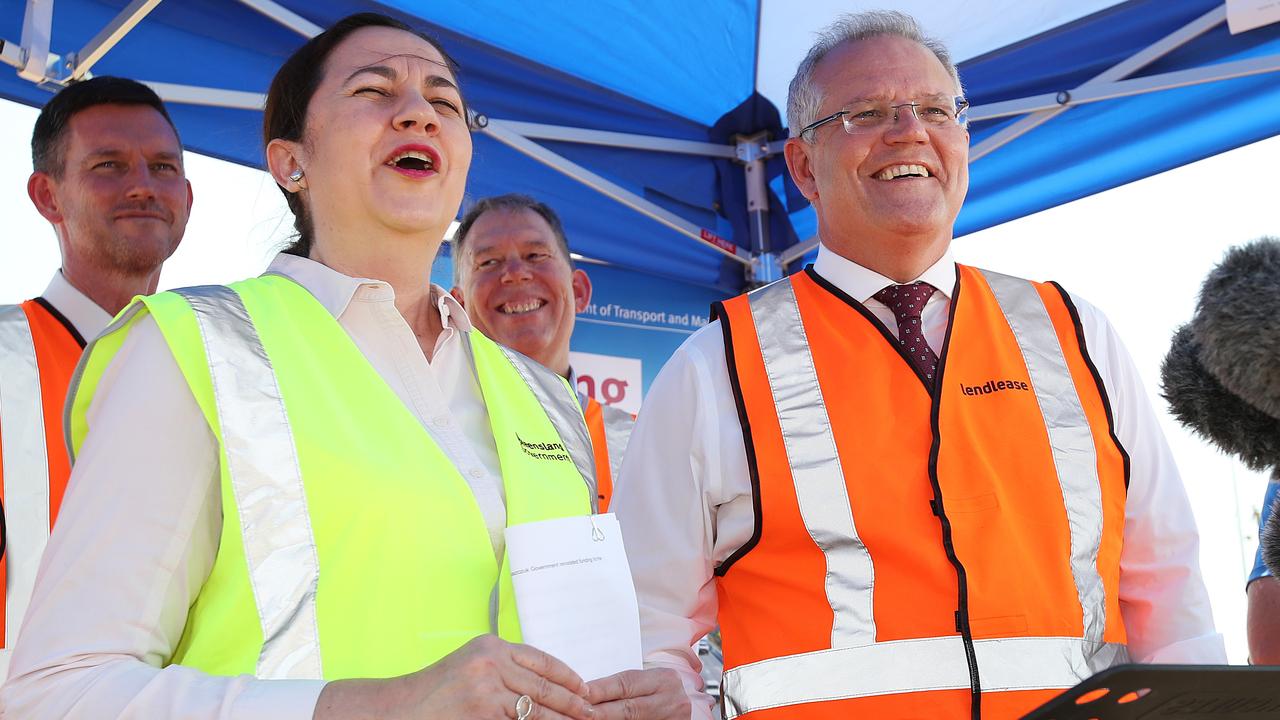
(570, 351, 643, 415)
(1227, 0, 1280, 34)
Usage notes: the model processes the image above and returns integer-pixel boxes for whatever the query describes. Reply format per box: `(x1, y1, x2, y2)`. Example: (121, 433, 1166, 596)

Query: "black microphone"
(1160, 237, 1280, 577)
(1191, 237, 1280, 420)
(1162, 324, 1280, 472)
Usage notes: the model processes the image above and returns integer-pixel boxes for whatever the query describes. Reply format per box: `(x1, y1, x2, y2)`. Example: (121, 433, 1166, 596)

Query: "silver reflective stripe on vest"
(496, 345, 597, 503)
(599, 403, 634, 483)
(721, 635, 1128, 719)
(747, 279, 874, 648)
(175, 287, 323, 680)
(978, 270, 1107, 642)
(0, 305, 48, 662)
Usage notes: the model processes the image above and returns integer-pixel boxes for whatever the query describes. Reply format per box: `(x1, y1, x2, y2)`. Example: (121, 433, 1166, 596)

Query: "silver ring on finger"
(515, 693, 534, 720)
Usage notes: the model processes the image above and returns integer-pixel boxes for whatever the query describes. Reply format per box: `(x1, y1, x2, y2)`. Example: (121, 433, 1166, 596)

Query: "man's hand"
(587, 668, 691, 720)
(314, 634, 594, 720)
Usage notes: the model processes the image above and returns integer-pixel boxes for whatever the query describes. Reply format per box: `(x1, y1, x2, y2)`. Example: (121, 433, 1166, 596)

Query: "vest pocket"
(969, 613, 1028, 637)
(942, 491, 999, 532)
(945, 492, 998, 514)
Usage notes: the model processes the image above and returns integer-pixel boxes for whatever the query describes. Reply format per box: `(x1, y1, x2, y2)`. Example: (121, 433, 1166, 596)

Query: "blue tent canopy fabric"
(958, 0, 1280, 237)
(2, 0, 1278, 292)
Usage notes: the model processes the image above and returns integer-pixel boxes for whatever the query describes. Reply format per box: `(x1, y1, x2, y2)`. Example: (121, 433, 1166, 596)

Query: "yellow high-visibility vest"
(69, 275, 594, 680)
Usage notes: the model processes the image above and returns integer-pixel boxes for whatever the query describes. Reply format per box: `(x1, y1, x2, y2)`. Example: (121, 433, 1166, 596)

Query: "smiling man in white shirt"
(449, 194, 639, 512)
(0, 76, 190, 679)
(611, 10, 1223, 720)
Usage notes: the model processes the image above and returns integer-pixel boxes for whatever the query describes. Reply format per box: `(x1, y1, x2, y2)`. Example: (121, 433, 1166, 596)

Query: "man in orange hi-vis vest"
(612, 10, 1225, 720)
(450, 194, 634, 512)
(0, 77, 191, 679)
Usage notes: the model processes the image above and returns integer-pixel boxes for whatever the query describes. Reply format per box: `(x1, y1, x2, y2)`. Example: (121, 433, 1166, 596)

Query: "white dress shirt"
(0, 272, 111, 682)
(38, 270, 113, 343)
(2, 253, 510, 720)
(611, 244, 1226, 719)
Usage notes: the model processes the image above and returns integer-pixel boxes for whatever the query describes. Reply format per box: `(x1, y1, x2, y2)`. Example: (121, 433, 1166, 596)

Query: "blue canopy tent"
(2, 0, 1278, 295)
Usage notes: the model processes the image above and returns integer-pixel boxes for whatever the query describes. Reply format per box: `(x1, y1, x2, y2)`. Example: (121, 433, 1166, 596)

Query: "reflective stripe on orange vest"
(584, 396, 634, 512)
(0, 299, 84, 673)
(713, 267, 1129, 720)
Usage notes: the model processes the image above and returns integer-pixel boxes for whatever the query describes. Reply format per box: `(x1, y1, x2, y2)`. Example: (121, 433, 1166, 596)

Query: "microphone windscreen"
(1192, 237, 1280, 419)
(1161, 324, 1280, 471)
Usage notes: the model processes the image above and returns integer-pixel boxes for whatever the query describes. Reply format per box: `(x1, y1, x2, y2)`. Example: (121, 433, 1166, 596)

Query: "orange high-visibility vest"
(0, 299, 86, 674)
(712, 266, 1129, 720)
(583, 396, 634, 512)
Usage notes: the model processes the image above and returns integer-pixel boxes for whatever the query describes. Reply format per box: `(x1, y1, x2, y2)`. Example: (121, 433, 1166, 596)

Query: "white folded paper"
(506, 513, 643, 681)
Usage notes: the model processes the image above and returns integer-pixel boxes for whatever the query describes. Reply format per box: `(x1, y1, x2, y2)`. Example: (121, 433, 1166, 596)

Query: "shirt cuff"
(232, 678, 327, 720)
(1134, 633, 1227, 665)
(645, 655, 714, 720)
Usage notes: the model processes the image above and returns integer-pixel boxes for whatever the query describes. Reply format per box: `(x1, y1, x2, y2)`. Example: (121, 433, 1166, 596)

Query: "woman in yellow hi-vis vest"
(1, 13, 686, 720)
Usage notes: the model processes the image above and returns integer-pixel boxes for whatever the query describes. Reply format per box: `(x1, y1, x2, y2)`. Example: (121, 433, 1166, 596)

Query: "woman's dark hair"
(263, 12, 465, 257)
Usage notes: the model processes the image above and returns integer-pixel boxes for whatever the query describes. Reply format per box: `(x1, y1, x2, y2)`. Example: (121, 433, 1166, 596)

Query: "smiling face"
(451, 207, 591, 376)
(785, 35, 969, 280)
(31, 104, 191, 277)
(271, 25, 472, 250)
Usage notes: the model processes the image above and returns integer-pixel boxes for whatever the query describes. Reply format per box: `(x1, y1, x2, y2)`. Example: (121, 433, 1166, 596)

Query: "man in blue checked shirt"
(1248, 480, 1280, 664)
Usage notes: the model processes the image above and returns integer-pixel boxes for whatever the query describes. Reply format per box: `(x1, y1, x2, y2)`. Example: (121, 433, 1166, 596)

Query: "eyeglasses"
(800, 96, 970, 140)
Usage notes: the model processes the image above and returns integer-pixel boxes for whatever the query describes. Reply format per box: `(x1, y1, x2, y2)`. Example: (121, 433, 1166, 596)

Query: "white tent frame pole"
(496, 119, 736, 158)
(483, 119, 752, 265)
(779, 235, 819, 266)
(18, 0, 53, 82)
(971, 5, 1225, 161)
(236, 0, 321, 38)
(736, 131, 781, 285)
(70, 0, 162, 81)
(0, 37, 27, 69)
(970, 53, 1280, 121)
(143, 81, 265, 109)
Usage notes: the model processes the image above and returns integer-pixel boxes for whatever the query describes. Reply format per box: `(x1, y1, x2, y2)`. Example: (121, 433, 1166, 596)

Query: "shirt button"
(468, 468, 484, 479)
(431, 415, 449, 428)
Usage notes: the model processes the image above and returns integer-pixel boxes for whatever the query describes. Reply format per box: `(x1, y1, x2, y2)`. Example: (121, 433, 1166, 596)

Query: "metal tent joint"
(733, 135, 772, 164)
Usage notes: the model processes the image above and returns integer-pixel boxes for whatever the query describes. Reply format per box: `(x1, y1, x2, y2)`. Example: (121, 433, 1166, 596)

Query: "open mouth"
(499, 299, 547, 315)
(385, 145, 440, 176)
(874, 164, 931, 181)
(390, 151, 435, 172)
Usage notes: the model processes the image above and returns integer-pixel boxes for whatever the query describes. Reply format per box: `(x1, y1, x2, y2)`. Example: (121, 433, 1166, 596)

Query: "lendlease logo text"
(960, 379, 1030, 397)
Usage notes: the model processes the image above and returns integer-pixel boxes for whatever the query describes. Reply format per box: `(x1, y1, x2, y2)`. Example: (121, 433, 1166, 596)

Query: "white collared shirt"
(611, 243, 1225, 719)
(2, 253, 507, 719)
(812, 245, 957, 356)
(38, 270, 112, 342)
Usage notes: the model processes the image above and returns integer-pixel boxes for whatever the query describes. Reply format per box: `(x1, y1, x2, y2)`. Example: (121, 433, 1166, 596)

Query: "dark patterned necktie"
(872, 282, 939, 385)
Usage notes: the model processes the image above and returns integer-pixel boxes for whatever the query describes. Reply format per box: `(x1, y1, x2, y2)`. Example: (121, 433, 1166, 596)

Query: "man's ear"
(27, 172, 64, 224)
(571, 268, 592, 313)
(450, 286, 466, 308)
(266, 138, 307, 191)
(784, 137, 820, 202)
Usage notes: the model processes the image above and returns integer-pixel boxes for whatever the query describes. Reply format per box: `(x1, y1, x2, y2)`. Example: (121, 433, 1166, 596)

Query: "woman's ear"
(266, 138, 307, 191)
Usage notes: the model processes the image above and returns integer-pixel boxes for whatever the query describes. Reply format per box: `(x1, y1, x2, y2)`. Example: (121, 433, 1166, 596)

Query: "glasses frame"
(800, 96, 970, 140)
